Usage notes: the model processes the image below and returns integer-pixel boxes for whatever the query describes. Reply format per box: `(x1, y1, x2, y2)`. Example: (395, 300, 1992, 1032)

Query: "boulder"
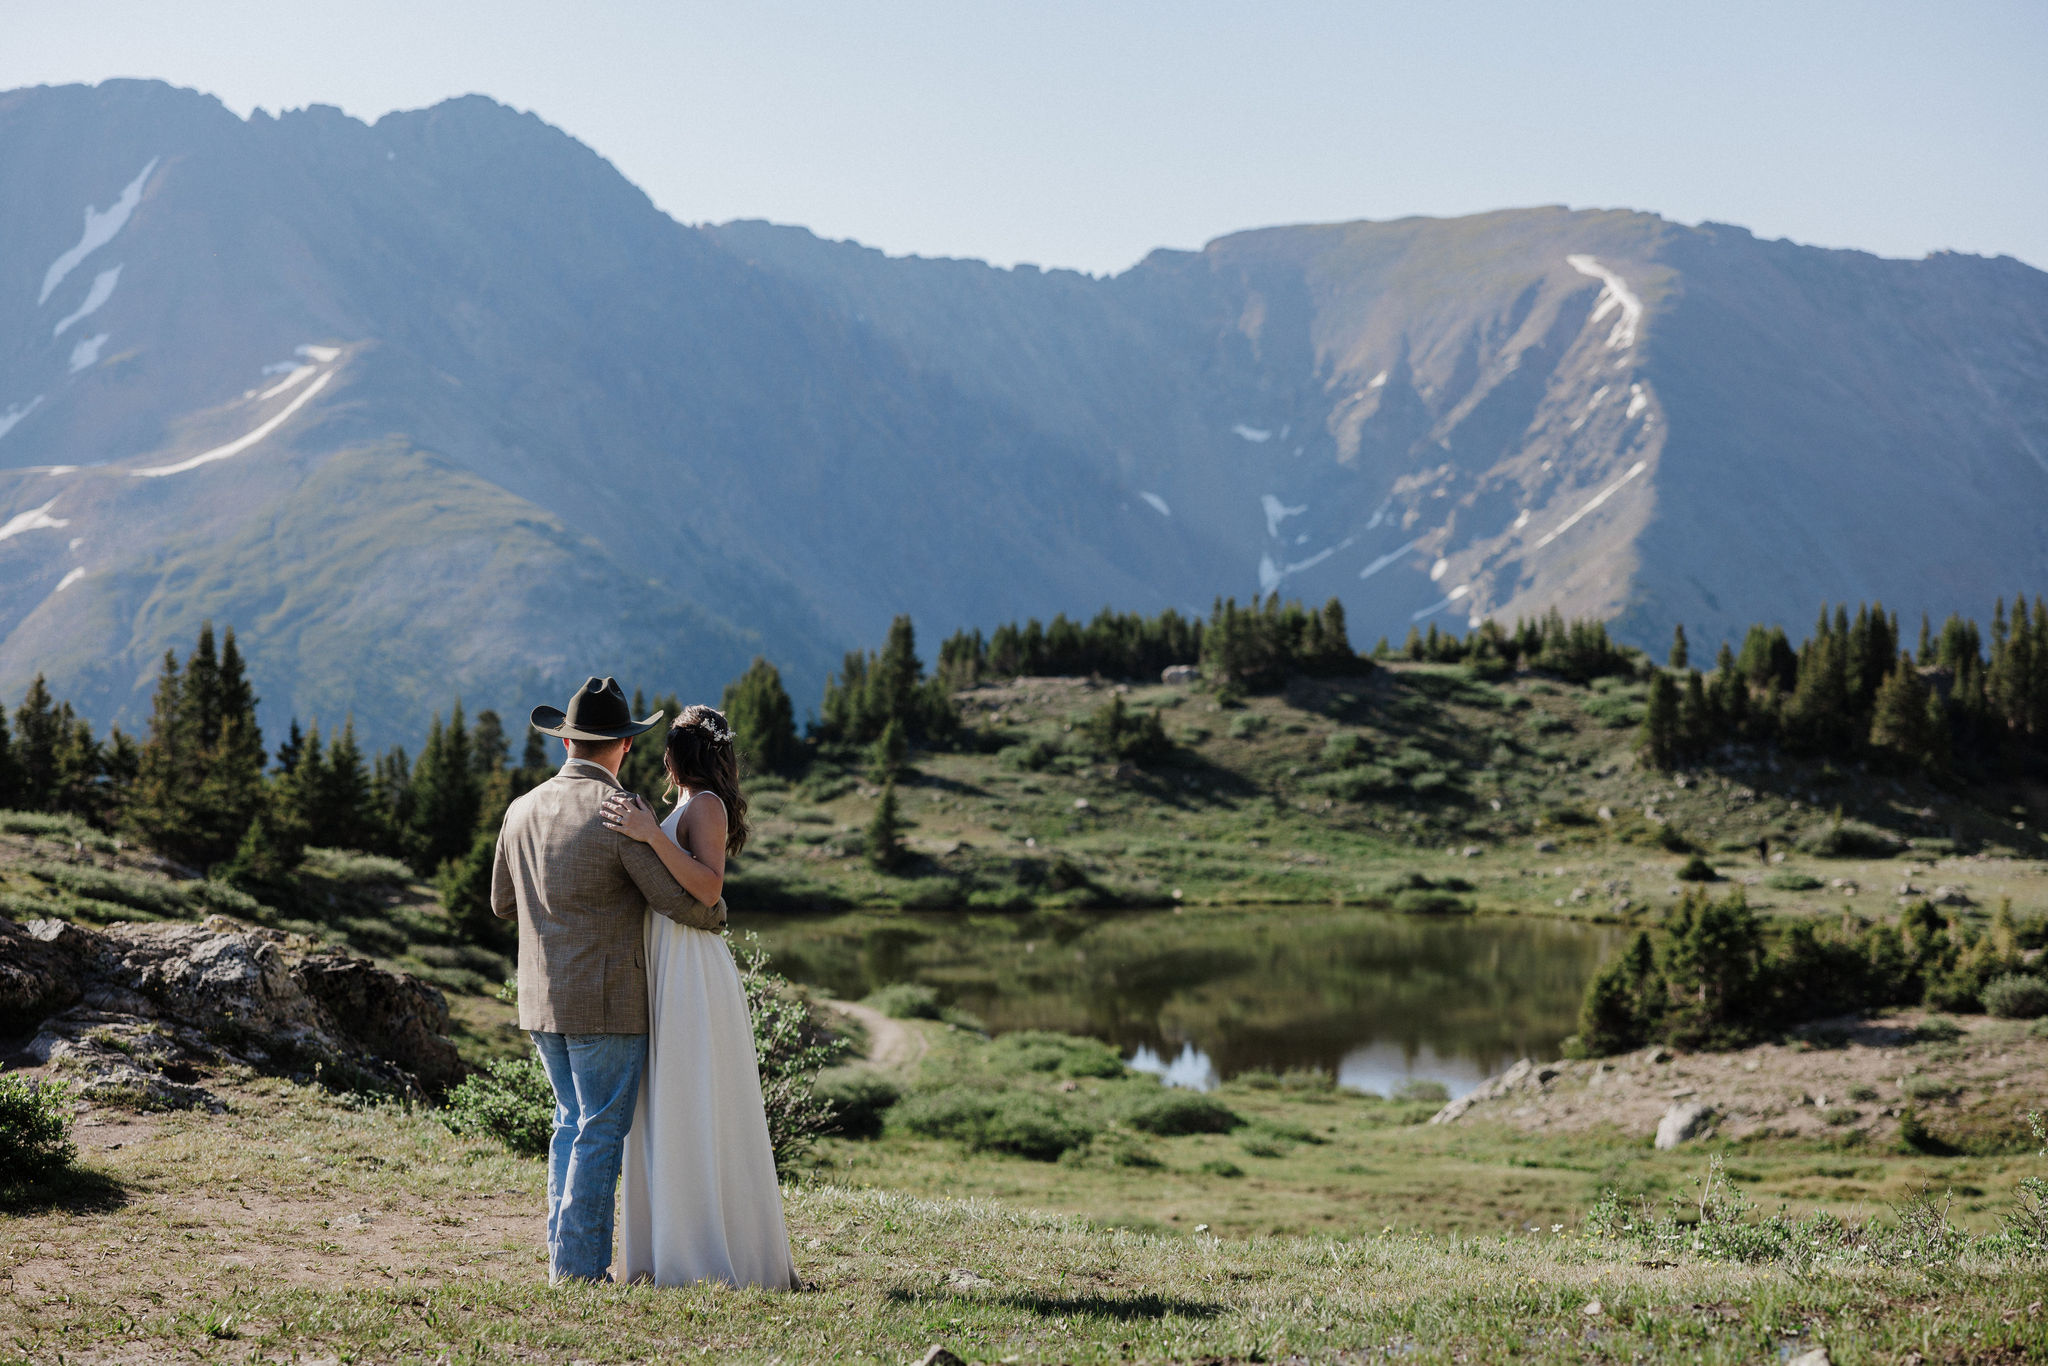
(2, 913, 463, 1107)
(1655, 1101, 1714, 1149)
(1160, 665, 1200, 686)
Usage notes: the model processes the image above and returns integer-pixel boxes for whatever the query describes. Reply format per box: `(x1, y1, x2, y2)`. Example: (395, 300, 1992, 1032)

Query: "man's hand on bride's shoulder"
(601, 792, 662, 843)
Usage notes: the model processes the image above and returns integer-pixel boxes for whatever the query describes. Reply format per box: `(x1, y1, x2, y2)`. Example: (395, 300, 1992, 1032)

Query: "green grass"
(4, 1078, 2046, 1364)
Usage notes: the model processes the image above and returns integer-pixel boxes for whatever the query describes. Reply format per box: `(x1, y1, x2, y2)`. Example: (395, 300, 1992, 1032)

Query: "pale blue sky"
(4, 1, 2043, 274)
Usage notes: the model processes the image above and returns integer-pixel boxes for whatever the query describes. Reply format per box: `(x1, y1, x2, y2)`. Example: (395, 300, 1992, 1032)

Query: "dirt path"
(824, 999, 930, 1073)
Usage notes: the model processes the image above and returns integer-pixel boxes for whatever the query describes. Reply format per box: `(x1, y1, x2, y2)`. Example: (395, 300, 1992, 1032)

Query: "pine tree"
(520, 724, 549, 777)
(318, 720, 379, 851)
(868, 716, 908, 783)
(13, 675, 63, 810)
(275, 721, 307, 775)
(1678, 668, 1713, 761)
(1868, 655, 1935, 769)
(407, 706, 481, 873)
(723, 657, 800, 774)
(199, 628, 268, 869)
(469, 710, 508, 777)
(864, 780, 906, 872)
(1669, 624, 1689, 671)
(1639, 672, 1680, 770)
(0, 701, 17, 811)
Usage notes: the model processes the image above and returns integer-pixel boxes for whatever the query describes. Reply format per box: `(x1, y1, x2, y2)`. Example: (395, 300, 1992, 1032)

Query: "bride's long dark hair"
(662, 704, 750, 856)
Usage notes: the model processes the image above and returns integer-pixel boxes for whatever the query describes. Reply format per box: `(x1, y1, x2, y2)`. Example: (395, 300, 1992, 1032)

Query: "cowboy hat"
(531, 676, 665, 741)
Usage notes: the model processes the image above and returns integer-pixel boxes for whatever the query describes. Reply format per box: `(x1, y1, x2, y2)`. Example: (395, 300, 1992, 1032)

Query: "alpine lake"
(747, 904, 1623, 1099)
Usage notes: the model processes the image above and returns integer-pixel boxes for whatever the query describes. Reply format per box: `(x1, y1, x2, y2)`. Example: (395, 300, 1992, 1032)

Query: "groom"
(491, 675, 727, 1284)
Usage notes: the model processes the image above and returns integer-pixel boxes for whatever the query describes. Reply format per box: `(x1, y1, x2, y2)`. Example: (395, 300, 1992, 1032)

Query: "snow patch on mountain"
(1261, 494, 1307, 538)
(1627, 385, 1648, 418)
(39, 158, 158, 306)
(1138, 491, 1171, 518)
(1233, 423, 1272, 443)
(54, 567, 86, 593)
(1359, 538, 1421, 581)
(0, 499, 70, 543)
(52, 266, 123, 338)
(1533, 460, 1649, 550)
(1567, 254, 1641, 350)
(132, 369, 333, 478)
(296, 344, 342, 362)
(258, 365, 316, 400)
(0, 397, 44, 443)
(1367, 370, 1388, 389)
(68, 334, 109, 372)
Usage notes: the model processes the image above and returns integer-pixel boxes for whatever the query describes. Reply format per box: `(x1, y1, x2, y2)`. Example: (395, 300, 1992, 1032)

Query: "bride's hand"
(602, 793, 662, 843)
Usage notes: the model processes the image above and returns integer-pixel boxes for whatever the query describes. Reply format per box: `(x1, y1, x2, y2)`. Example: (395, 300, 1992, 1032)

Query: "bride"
(600, 705, 800, 1290)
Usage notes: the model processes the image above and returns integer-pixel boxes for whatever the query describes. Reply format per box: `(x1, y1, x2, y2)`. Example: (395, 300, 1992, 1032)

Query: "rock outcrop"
(1, 914, 462, 1108)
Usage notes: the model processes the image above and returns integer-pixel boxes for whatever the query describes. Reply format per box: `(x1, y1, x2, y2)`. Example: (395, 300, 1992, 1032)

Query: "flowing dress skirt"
(619, 860, 799, 1289)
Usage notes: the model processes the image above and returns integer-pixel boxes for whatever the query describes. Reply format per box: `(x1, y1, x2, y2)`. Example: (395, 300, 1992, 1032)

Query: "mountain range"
(4, 79, 2045, 747)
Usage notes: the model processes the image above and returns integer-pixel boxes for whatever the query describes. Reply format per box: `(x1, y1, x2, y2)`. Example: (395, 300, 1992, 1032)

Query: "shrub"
(440, 1057, 554, 1157)
(1677, 855, 1720, 882)
(1312, 765, 1400, 802)
(1847, 1083, 1881, 1103)
(813, 1067, 901, 1140)
(1798, 819, 1906, 859)
(1080, 696, 1171, 763)
(1124, 1091, 1243, 1136)
(1901, 1073, 1953, 1102)
(894, 1087, 1094, 1160)
(1000, 738, 1064, 772)
(1983, 973, 2048, 1020)
(1392, 889, 1473, 916)
(1198, 1158, 1245, 1178)
(864, 982, 942, 1020)
(1767, 872, 1824, 891)
(0, 1076, 76, 1185)
(1321, 732, 1367, 767)
(1912, 1017, 1965, 1043)
(737, 934, 851, 1173)
(1393, 1079, 1451, 1104)
(986, 1030, 1125, 1079)
(24, 862, 192, 919)
(1238, 1136, 1287, 1158)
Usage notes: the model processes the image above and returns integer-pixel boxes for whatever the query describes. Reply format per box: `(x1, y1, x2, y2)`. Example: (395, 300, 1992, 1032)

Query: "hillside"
(4, 81, 2047, 745)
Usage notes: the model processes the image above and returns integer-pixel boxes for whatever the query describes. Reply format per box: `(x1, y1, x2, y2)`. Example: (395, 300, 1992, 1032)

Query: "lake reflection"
(748, 905, 1622, 1099)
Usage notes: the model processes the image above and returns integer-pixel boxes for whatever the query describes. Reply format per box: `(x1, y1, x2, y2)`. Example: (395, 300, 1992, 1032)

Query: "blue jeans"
(530, 1031, 648, 1284)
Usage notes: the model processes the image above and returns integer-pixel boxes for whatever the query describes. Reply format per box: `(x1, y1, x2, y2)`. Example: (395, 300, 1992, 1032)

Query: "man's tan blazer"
(491, 760, 727, 1034)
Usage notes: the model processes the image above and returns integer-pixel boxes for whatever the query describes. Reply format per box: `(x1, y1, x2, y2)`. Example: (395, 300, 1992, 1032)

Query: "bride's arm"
(603, 792, 727, 906)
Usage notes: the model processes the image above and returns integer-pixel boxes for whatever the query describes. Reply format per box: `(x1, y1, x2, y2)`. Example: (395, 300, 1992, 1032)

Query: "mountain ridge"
(2, 80, 2044, 747)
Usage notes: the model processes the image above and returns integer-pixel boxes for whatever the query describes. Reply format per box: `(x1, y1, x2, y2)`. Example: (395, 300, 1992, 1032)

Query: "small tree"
(865, 779, 906, 872)
(868, 716, 908, 783)
(1638, 671, 1680, 770)
(1668, 624, 1689, 671)
(723, 656, 800, 774)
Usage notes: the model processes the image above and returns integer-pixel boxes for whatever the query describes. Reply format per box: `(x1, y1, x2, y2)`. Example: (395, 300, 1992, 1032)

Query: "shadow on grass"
(0, 1163, 131, 1215)
(886, 1286, 1224, 1321)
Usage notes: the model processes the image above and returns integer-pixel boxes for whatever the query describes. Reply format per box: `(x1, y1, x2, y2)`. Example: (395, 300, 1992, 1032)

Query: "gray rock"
(0, 913, 462, 1106)
(1160, 665, 1201, 686)
(1655, 1102, 1714, 1149)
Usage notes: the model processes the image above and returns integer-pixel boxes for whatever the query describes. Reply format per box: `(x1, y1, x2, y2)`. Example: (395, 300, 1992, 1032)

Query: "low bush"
(1766, 871, 1824, 891)
(24, 862, 192, 919)
(0, 1075, 76, 1185)
(1198, 1158, 1244, 1178)
(999, 738, 1064, 772)
(1312, 765, 1400, 802)
(439, 1057, 554, 1157)
(813, 1067, 902, 1140)
(0, 811, 119, 853)
(1238, 1135, 1287, 1158)
(865, 982, 942, 1020)
(1983, 973, 2048, 1020)
(1123, 1091, 1243, 1136)
(1799, 819, 1907, 859)
(1392, 1079, 1450, 1104)
(1912, 1017, 1965, 1044)
(1392, 889, 1473, 916)
(1321, 732, 1367, 767)
(986, 1030, 1125, 1079)
(894, 1087, 1094, 1160)
(1676, 855, 1720, 882)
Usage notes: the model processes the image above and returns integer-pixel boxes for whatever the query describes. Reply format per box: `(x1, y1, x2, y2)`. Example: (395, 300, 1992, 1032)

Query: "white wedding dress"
(619, 797, 799, 1289)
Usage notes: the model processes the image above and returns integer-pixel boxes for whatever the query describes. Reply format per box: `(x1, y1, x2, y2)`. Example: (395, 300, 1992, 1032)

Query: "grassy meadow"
(6, 660, 2048, 1362)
